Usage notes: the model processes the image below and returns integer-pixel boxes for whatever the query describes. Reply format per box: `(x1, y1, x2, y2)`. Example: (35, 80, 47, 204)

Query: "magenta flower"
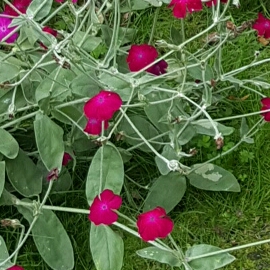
(0, 16, 18, 43)
(42, 26, 58, 37)
(84, 117, 109, 135)
(147, 60, 168, 76)
(127, 44, 158, 72)
(7, 266, 24, 270)
(62, 152, 72, 166)
(46, 168, 59, 181)
(137, 207, 174, 242)
(4, 0, 32, 17)
(168, 0, 203, 19)
(205, 0, 228, 7)
(253, 13, 270, 39)
(40, 26, 58, 49)
(88, 189, 122, 225)
(39, 26, 58, 50)
(83, 90, 122, 121)
(261, 97, 270, 121)
(127, 44, 168, 75)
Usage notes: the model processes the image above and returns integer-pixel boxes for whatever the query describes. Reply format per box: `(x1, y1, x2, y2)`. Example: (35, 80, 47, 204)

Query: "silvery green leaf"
(144, 0, 162, 7)
(187, 163, 240, 192)
(137, 247, 181, 267)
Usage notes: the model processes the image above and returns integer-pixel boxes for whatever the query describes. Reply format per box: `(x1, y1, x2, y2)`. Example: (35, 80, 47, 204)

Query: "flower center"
(101, 204, 108, 210)
(0, 26, 7, 32)
(149, 216, 156, 222)
(97, 96, 105, 104)
(89, 118, 98, 124)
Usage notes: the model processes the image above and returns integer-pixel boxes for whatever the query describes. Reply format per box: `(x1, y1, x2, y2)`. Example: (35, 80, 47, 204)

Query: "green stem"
(181, 19, 185, 42)
(107, 84, 136, 140)
(131, 19, 221, 78)
(13, 225, 25, 264)
(113, 222, 173, 252)
(41, 1, 69, 25)
(168, 235, 192, 270)
(1, 111, 38, 129)
(0, 215, 39, 267)
(148, 8, 160, 45)
(241, 84, 265, 98)
(77, 8, 92, 43)
(120, 108, 169, 164)
(152, 87, 179, 94)
(214, 108, 270, 122)
(138, 62, 200, 87)
(179, 93, 220, 138)
(115, 210, 137, 226)
(102, 0, 120, 68)
(125, 174, 149, 189)
(223, 57, 270, 77)
(99, 146, 104, 196)
(53, 109, 85, 133)
(126, 131, 169, 152)
(0, 179, 53, 267)
(187, 238, 270, 262)
(188, 138, 244, 174)
(40, 180, 54, 209)
(54, 97, 89, 109)
(16, 200, 90, 214)
(8, 49, 53, 87)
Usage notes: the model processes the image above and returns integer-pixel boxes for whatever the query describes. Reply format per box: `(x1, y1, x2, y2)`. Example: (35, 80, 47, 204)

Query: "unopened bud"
(215, 137, 224, 150)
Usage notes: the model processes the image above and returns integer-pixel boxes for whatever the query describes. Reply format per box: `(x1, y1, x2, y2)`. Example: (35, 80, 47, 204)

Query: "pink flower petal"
(0, 16, 19, 43)
(62, 152, 72, 166)
(265, 28, 270, 39)
(205, 0, 216, 7)
(4, 0, 31, 17)
(172, 3, 187, 19)
(42, 26, 58, 37)
(147, 60, 168, 76)
(253, 22, 266, 36)
(127, 44, 158, 72)
(137, 207, 174, 242)
(100, 189, 115, 201)
(157, 217, 174, 238)
(89, 209, 118, 225)
(84, 118, 109, 136)
(83, 90, 122, 121)
(252, 13, 270, 39)
(205, 0, 227, 7)
(264, 112, 270, 122)
(7, 266, 24, 270)
(100, 189, 122, 209)
(261, 97, 270, 106)
(40, 26, 58, 49)
(186, 0, 202, 12)
(261, 105, 270, 121)
(261, 98, 270, 122)
(169, 0, 202, 19)
(88, 189, 122, 225)
(89, 200, 119, 225)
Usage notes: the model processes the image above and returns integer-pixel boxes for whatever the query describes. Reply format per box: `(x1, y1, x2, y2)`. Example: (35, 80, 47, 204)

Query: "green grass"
(2, 1, 270, 269)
